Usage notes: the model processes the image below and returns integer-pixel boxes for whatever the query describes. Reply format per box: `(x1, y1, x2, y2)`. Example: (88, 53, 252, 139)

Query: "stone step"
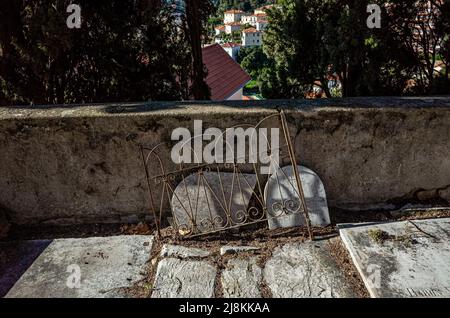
(4, 235, 154, 298)
(263, 240, 357, 298)
(339, 218, 450, 298)
(3, 235, 362, 298)
(152, 240, 357, 298)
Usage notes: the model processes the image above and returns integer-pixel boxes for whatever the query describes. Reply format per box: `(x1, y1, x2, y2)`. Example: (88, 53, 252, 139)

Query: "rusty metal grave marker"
(139, 112, 314, 240)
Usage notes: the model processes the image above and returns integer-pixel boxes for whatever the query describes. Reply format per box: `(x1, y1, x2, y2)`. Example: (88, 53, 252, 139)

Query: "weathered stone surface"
(264, 165, 330, 229)
(1, 98, 449, 225)
(160, 244, 211, 259)
(6, 235, 153, 298)
(263, 240, 356, 298)
(220, 246, 260, 256)
(0, 210, 9, 239)
(339, 218, 450, 298)
(151, 258, 216, 298)
(221, 258, 261, 298)
(171, 172, 257, 235)
(439, 186, 450, 203)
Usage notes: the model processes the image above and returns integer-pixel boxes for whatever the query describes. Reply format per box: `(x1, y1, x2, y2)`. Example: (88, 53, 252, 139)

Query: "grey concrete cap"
(339, 218, 450, 298)
(221, 258, 262, 298)
(265, 165, 331, 229)
(160, 244, 211, 259)
(5, 235, 153, 298)
(151, 258, 216, 298)
(263, 240, 356, 298)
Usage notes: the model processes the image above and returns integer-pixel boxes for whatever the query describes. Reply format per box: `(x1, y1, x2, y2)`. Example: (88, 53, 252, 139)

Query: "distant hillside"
(215, 0, 275, 13)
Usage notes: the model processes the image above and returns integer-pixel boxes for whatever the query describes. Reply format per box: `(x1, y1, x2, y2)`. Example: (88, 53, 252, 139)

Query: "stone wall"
(0, 97, 449, 225)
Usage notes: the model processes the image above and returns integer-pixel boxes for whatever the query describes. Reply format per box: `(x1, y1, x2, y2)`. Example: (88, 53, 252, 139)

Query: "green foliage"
(237, 46, 275, 95)
(238, 46, 270, 78)
(262, 0, 450, 98)
(0, 0, 195, 105)
(215, 0, 274, 14)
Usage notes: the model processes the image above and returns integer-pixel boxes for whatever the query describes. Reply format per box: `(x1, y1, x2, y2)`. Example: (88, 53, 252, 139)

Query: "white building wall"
(225, 24, 241, 34)
(242, 32, 262, 47)
(226, 88, 244, 100)
(223, 46, 241, 60)
(224, 13, 242, 24)
(256, 21, 268, 31)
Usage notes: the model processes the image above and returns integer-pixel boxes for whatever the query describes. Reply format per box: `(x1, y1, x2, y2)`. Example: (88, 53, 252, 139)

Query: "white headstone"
(171, 172, 257, 235)
(264, 165, 330, 230)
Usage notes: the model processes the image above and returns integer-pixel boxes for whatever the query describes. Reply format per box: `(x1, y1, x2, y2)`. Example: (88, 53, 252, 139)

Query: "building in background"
(215, 25, 225, 35)
(221, 42, 241, 60)
(224, 9, 244, 24)
(242, 28, 262, 47)
(254, 5, 274, 15)
(225, 22, 241, 34)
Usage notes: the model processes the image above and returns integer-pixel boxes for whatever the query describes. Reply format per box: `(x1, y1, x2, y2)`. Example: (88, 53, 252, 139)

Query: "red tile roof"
(202, 44, 251, 101)
(225, 9, 244, 14)
(225, 22, 242, 26)
(215, 25, 225, 30)
(242, 27, 259, 33)
(221, 42, 241, 48)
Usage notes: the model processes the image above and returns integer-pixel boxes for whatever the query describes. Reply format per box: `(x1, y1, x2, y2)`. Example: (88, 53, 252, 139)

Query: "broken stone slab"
(339, 218, 450, 298)
(5, 235, 153, 298)
(220, 246, 261, 256)
(151, 258, 216, 298)
(264, 165, 330, 230)
(263, 240, 356, 298)
(221, 258, 262, 298)
(160, 244, 211, 259)
(171, 172, 257, 235)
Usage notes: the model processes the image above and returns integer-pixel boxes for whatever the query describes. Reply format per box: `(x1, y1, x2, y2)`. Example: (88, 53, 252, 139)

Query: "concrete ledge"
(1, 97, 449, 225)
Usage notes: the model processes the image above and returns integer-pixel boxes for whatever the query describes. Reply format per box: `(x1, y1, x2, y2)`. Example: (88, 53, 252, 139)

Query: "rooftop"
(225, 22, 242, 26)
(242, 27, 260, 33)
(221, 42, 241, 48)
(224, 9, 244, 14)
(202, 44, 251, 101)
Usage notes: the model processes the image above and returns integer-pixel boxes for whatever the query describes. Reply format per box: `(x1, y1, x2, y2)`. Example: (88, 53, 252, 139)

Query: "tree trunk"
(185, 0, 211, 100)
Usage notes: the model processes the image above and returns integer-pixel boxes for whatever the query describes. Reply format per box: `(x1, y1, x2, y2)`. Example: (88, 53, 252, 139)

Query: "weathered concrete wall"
(0, 97, 449, 225)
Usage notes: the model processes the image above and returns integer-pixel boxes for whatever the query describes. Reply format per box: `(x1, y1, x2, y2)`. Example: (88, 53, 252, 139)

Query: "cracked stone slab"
(160, 244, 211, 259)
(339, 218, 450, 298)
(221, 258, 262, 298)
(151, 258, 216, 298)
(220, 246, 260, 256)
(263, 240, 356, 298)
(264, 165, 330, 230)
(5, 235, 153, 298)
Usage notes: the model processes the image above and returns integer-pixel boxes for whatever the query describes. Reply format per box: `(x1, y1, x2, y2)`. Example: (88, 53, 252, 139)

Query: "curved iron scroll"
(139, 111, 313, 240)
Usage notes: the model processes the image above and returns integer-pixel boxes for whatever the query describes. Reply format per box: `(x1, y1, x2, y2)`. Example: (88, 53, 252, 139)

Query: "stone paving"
(3, 235, 357, 298)
(5, 235, 153, 298)
(263, 240, 356, 298)
(151, 239, 356, 298)
(3, 217, 450, 298)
